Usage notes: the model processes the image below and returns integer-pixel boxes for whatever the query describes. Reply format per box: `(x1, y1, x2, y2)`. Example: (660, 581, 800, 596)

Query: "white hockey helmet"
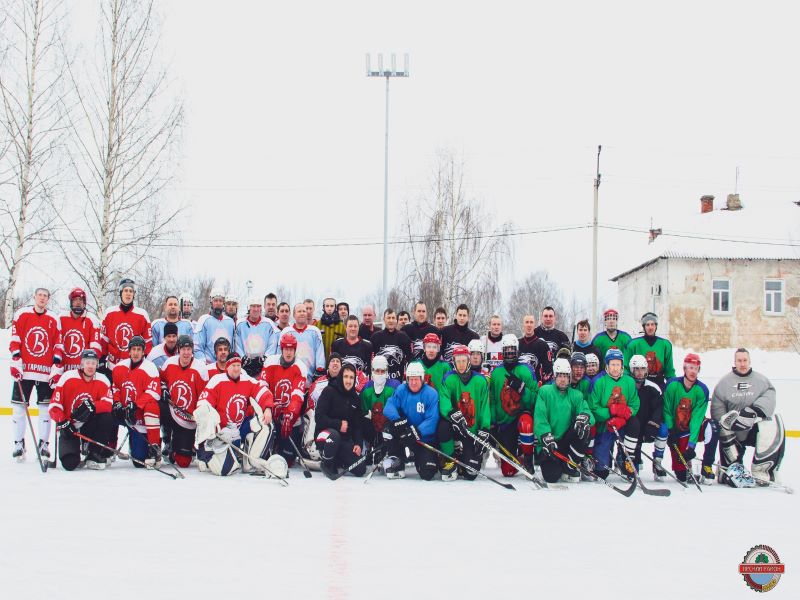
(468, 339, 485, 354)
(179, 292, 194, 306)
(264, 454, 288, 479)
(210, 288, 225, 301)
(629, 354, 648, 371)
(406, 362, 425, 379)
(585, 353, 600, 366)
(372, 355, 389, 371)
(247, 295, 262, 308)
(553, 358, 572, 375)
(225, 291, 238, 304)
(501, 334, 519, 349)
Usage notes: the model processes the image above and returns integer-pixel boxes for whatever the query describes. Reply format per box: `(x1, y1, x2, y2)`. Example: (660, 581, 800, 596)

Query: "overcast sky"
(32, 1, 800, 318)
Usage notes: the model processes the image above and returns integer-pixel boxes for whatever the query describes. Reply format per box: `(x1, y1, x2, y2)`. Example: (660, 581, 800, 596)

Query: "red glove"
(280, 412, 296, 438)
(49, 364, 63, 388)
(10, 356, 23, 382)
(606, 416, 626, 432)
(609, 402, 632, 420)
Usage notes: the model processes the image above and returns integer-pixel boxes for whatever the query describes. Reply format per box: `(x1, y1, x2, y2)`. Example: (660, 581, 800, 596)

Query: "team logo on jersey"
(739, 545, 784, 592)
(645, 351, 662, 376)
(500, 382, 521, 416)
(458, 391, 476, 428)
(70, 392, 94, 418)
(169, 380, 194, 410)
(378, 345, 404, 366)
(25, 326, 49, 358)
(519, 353, 540, 371)
(412, 339, 424, 358)
(114, 322, 134, 351)
(545, 340, 559, 357)
(225, 393, 247, 425)
(342, 356, 367, 373)
(272, 378, 292, 410)
(370, 401, 387, 432)
(443, 343, 457, 364)
(121, 380, 138, 406)
(608, 386, 626, 407)
(244, 334, 266, 357)
(63, 329, 85, 358)
(676, 397, 692, 431)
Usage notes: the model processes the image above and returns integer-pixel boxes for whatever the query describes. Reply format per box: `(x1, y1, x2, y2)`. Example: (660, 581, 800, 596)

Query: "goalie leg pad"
(193, 400, 221, 446)
(752, 414, 785, 483)
(303, 408, 319, 460)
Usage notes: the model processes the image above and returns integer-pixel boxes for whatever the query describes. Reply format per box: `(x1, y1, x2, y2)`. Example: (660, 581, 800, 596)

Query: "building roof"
(611, 201, 800, 281)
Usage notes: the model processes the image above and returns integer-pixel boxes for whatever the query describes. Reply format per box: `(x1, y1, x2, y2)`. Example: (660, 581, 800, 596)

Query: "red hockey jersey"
(259, 355, 307, 418)
(111, 359, 160, 409)
(59, 312, 102, 371)
(49, 369, 113, 423)
(10, 307, 62, 382)
(101, 305, 152, 366)
(196, 372, 273, 428)
(160, 355, 208, 428)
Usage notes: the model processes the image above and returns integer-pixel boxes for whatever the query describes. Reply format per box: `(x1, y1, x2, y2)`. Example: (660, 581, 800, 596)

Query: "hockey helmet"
(553, 358, 571, 376)
(629, 354, 647, 371)
(128, 336, 146, 350)
(406, 362, 425, 379)
(371, 355, 389, 372)
(422, 333, 441, 347)
(570, 352, 587, 367)
(280, 333, 298, 349)
(468, 339, 485, 354)
(605, 348, 624, 365)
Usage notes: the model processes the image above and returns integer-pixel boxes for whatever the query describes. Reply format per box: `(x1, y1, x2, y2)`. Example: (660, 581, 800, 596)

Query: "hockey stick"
(287, 435, 312, 478)
(639, 448, 688, 489)
(47, 430, 58, 469)
(220, 436, 289, 486)
(116, 431, 130, 459)
(326, 445, 382, 481)
(611, 427, 670, 497)
(713, 462, 794, 494)
(73, 431, 179, 479)
(415, 439, 516, 491)
(552, 450, 636, 497)
(671, 443, 703, 492)
(15, 382, 47, 472)
(487, 431, 567, 491)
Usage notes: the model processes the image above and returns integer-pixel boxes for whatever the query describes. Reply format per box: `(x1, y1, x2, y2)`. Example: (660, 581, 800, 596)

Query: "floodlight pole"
(367, 53, 409, 313)
(592, 145, 602, 328)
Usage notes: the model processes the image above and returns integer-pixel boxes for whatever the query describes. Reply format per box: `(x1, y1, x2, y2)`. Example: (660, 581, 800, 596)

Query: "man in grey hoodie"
(711, 348, 785, 485)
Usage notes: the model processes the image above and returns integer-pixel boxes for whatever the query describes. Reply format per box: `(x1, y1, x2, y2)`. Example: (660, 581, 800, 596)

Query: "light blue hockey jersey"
(235, 317, 280, 358)
(151, 318, 195, 346)
(281, 324, 325, 383)
(194, 313, 235, 363)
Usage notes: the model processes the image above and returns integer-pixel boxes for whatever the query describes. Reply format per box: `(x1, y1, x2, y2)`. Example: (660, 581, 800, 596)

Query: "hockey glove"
(644, 419, 660, 441)
(608, 402, 631, 420)
(732, 406, 760, 432)
(72, 397, 95, 423)
(449, 410, 469, 435)
(475, 429, 490, 448)
(540, 432, 556, 456)
(10, 355, 23, 382)
(49, 364, 63, 388)
(681, 444, 696, 462)
(57, 420, 77, 435)
(112, 401, 136, 425)
(218, 422, 240, 445)
(573, 413, 591, 441)
(606, 416, 626, 432)
(505, 374, 525, 395)
(280, 412, 296, 439)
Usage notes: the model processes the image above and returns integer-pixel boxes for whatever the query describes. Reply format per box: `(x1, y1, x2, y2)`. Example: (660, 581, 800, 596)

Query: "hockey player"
(534, 306, 571, 357)
(235, 297, 279, 377)
(59, 287, 102, 373)
(147, 321, 179, 369)
(518, 315, 553, 384)
(360, 356, 400, 454)
(10, 287, 62, 460)
(572, 319, 602, 364)
(304, 298, 318, 326)
(206, 337, 230, 378)
(358, 305, 381, 340)
(535, 358, 594, 483)
(282, 303, 325, 383)
(151, 296, 193, 346)
(402, 301, 438, 361)
(591, 309, 632, 369)
(589, 348, 640, 479)
(110, 336, 162, 467)
(224, 293, 239, 324)
(711, 348, 784, 486)
(414, 333, 450, 392)
(661, 353, 718, 484)
(331, 315, 373, 377)
(318, 297, 346, 359)
(159, 335, 208, 467)
(585, 353, 602, 383)
(627, 354, 666, 479)
(439, 304, 479, 363)
(259, 333, 308, 465)
(308, 353, 343, 408)
(49, 349, 116, 470)
(437, 345, 491, 481)
(276, 302, 291, 331)
(179, 292, 195, 322)
(468, 339, 489, 376)
(101, 278, 152, 369)
(433, 307, 447, 330)
(481, 315, 504, 370)
(264, 293, 278, 322)
(315, 363, 366, 479)
(569, 352, 590, 400)
(193, 354, 278, 476)
(382, 362, 440, 480)
(488, 334, 537, 475)
(371, 308, 413, 381)
(624, 312, 674, 390)
(194, 289, 235, 363)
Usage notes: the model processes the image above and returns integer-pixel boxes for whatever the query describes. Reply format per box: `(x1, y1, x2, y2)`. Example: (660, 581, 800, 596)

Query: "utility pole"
(592, 145, 602, 328)
(366, 53, 409, 313)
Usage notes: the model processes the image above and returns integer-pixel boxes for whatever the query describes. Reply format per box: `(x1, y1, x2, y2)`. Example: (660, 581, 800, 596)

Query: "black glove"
(113, 401, 136, 425)
(667, 430, 681, 446)
(573, 414, 591, 441)
(732, 406, 760, 432)
(644, 420, 660, 441)
(541, 432, 556, 456)
(389, 418, 414, 442)
(505, 374, 525, 395)
(160, 385, 170, 404)
(57, 420, 77, 435)
(449, 410, 469, 435)
(475, 429, 490, 447)
(98, 356, 107, 371)
(72, 397, 95, 423)
(681, 446, 697, 461)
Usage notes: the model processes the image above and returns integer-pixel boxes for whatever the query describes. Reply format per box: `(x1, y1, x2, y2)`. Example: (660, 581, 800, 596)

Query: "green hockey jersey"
(589, 372, 640, 430)
(488, 362, 538, 426)
(414, 358, 451, 393)
(534, 384, 594, 450)
(591, 330, 632, 365)
(624, 335, 675, 382)
(439, 369, 491, 432)
(662, 377, 708, 444)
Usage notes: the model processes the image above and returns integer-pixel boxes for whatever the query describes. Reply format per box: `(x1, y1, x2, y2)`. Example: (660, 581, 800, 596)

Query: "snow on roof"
(611, 201, 800, 281)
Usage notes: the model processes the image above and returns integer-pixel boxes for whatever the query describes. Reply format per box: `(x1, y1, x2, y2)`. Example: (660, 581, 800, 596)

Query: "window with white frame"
(712, 278, 730, 313)
(764, 279, 784, 315)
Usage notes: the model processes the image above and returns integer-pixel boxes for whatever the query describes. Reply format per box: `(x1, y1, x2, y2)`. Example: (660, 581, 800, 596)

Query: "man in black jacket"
(534, 306, 571, 358)
(440, 304, 479, 364)
(402, 301, 438, 361)
(371, 309, 413, 381)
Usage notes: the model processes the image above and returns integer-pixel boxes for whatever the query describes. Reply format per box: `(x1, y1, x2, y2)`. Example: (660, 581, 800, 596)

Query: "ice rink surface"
(0, 422, 796, 600)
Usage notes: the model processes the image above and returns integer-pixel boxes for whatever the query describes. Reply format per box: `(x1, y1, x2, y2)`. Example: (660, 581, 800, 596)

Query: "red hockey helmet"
(684, 353, 701, 367)
(226, 353, 242, 367)
(69, 287, 87, 303)
(603, 308, 618, 319)
(422, 333, 441, 346)
(280, 333, 298, 349)
(452, 345, 470, 358)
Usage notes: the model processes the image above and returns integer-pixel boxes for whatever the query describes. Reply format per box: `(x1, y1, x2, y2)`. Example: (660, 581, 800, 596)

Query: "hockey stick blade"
(671, 443, 702, 493)
(552, 450, 636, 497)
(612, 427, 670, 497)
(287, 436, 312, 478)
(639, 449, 688, 489)
(75, 431, 178, 479)
(416, 440, 516, 490)
(468, 429, 561, 490)
(329, 446, 381, 481)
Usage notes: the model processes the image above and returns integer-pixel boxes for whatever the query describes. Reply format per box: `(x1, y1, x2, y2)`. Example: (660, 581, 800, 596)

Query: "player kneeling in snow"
(535, 358, 594, 483)
(711, 348, 785, 487)
(381, 362, 440, 480)
(49, 349, 116, 470)
(314, 363, 366, 479)
(359, 355, 400, 461)
(193, 354, 284, 477)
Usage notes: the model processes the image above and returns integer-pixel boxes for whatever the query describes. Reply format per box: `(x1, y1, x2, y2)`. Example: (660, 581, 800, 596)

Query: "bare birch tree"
(58, 0, 183, 315)
(0, 0, 68, 324)
(505, 271, 566, 336)
(395, 150, 513, 330)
